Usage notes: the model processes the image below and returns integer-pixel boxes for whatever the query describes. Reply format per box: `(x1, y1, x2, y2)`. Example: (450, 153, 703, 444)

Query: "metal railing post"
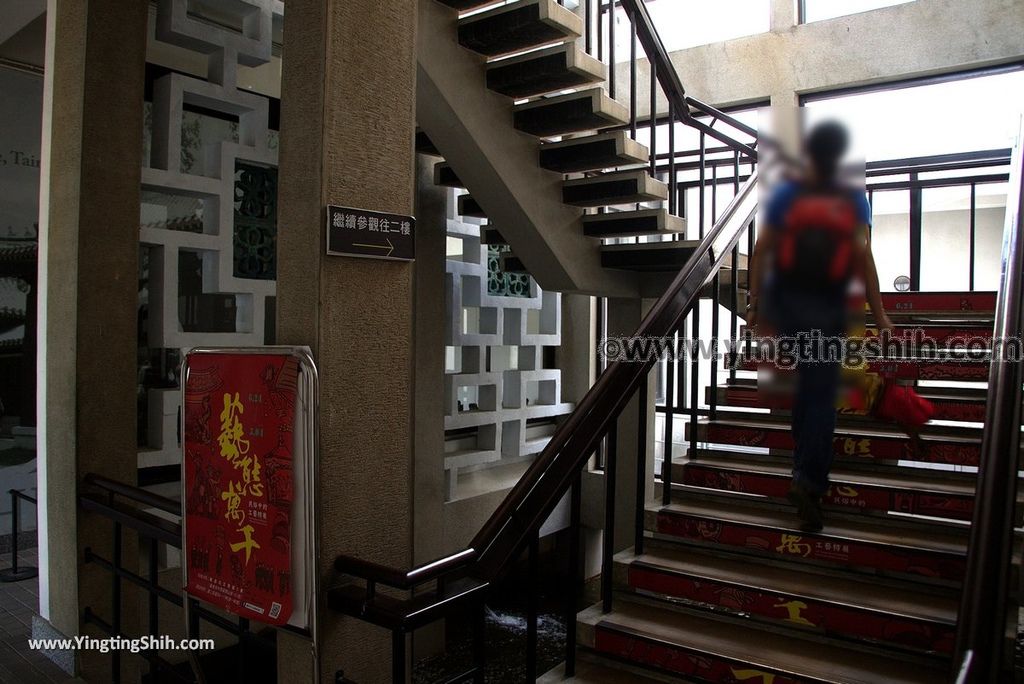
(111, 520, 122, 684)
(473, 601, 486, 683)
(1, 489, 37, 582)
(635, 374, 648, 555)
(526, 532, 539, 682)
(602, 421, 617, 613)
(565, 471, 581, 677)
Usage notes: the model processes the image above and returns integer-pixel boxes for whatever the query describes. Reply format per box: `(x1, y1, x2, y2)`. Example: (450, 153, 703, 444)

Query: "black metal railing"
(952, 122, 1024, 682)
(78, 473, 273, 683)
(0, 488, 37, 582)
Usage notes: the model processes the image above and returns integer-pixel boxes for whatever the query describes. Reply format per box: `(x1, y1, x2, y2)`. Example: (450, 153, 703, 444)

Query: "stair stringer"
(416, 0, 638, 297)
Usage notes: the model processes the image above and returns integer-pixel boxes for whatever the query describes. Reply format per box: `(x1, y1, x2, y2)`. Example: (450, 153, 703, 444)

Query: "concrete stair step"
(737, 322, 994, 345)
(499, 253, 529, 274)
(433, 161, 463, 188)
(540, 131, 649, 173)
(480, 225, 505, 244)
(459, 0, 582, 58)
(689, 417, 983, 467)
(457, 194, 486, 219)
(577, 600, 947, 683)
(600, 240, 710, 272)
(562, 169, 668, 207)
(486, 44, 606, 99)
(582, 209, 685, 239)
(433, 0, 499, 12)
(881, 291, 996, 318)
(415, 128, 440, 156)
(615, 544, 957, 655)
(649, 496, 968, 584)
(710, 380, 988, 422)
(672, 452, 977, 521)
(513, 87, 628, 138)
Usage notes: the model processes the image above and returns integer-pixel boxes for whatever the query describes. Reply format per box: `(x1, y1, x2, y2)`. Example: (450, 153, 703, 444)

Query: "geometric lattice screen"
(444, 196, 572, 501)
(138, 0, 283, 470)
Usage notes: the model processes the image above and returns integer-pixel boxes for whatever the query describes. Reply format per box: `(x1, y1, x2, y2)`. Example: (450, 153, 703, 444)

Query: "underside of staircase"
(417, 0, 702, 297)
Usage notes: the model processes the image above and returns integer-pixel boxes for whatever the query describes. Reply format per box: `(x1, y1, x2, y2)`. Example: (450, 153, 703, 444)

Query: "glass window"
(972, 182, 1009, 291)
(870, 190, 911, 291)
(803, 69, 1024, 162)
(604, 0, 770, 62)
(920, 185, 972, 291)
(802, 0, 915, 23)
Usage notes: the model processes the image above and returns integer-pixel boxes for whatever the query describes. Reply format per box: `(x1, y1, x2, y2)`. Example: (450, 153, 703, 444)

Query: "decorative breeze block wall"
(444, 194, 572, 501)
(140, 0, 283, 469)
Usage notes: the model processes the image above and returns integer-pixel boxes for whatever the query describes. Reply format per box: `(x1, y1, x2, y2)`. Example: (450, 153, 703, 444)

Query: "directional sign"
(325, 205, 415, 262)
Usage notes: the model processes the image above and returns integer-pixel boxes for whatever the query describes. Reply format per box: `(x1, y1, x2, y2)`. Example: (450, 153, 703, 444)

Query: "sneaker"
(787, 482, 824, 533)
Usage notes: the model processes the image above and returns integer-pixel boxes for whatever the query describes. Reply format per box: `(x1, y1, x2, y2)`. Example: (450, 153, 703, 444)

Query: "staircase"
(575, 290, 1015, 683)
(327, 2, 1023, 682)
(417, 0, 714, 296)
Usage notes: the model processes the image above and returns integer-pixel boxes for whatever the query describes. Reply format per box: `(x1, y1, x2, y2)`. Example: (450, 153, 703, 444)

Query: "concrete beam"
(617, 0, 1024, 117)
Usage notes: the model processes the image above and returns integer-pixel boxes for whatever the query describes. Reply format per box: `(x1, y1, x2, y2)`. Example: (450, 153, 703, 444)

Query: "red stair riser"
(595, 627, 802, 684)
(681, 465, 974, 521)
(696, 424, 980, 466)
(880, 292, 996, 313)
(655, 511, 965, 582)
(739, 326, 994, 344)
(627, 565, 955, 654)
(930, 401, 986, 422)
(865, 326, 992, 343)
(733, 358, 988, 381)
(721, 387, 986, 422)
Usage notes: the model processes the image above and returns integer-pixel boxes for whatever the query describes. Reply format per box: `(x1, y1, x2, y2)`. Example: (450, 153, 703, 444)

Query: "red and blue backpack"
(773, 186, 863, 290)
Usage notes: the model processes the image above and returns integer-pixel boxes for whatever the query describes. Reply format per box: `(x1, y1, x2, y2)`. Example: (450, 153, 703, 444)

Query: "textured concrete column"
(771, 0, 799, 32)
(412, 155, 447, 568)
(559, 294, 595, 406)
(410, 154, 448, 662)
(35, 0, 147, 679)
(276, 0, 418, 682)
(770, 88, 803, 163)
(585, 297, 655, 553)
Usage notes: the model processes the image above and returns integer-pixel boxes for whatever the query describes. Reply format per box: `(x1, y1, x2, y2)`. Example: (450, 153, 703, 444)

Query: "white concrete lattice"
(444, 195, 572, 501)
(140, 0, 283, 469)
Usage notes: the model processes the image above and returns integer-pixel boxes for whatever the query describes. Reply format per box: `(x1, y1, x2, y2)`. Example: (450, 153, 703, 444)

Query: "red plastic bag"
(874, 383, 935, 428)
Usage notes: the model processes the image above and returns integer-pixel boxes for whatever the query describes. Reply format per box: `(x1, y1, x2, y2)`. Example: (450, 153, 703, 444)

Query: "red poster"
(183, 353, 299, 625)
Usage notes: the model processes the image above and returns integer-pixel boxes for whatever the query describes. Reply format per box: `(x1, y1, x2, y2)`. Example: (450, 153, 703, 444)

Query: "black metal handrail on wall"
(953, 120, 1024, 682)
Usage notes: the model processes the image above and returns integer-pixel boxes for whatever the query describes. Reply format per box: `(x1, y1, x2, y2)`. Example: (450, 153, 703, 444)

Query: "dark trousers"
(767, 286, 845, 496)
(790, 352, 841, 495)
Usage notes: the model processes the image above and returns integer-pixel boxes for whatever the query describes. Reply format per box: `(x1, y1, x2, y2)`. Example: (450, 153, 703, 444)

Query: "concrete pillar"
(769, 88, 803, 165)
(559, 294, 595, 406)
(770, 0, 799, 32)
(412, 155, 447, 568)
(276, 0, 418, 681)
(599, 297, 655, 553)
(411, 155, 448, 662)
(35, 0, 147, 679)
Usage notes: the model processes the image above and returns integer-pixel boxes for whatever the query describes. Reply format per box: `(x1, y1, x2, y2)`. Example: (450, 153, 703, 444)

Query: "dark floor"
(412, 606, 566, 684)
(0, 546, 79, 683)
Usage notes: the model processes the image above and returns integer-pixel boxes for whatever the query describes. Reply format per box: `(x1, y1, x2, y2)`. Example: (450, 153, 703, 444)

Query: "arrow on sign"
(353, 238, 395, 257)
